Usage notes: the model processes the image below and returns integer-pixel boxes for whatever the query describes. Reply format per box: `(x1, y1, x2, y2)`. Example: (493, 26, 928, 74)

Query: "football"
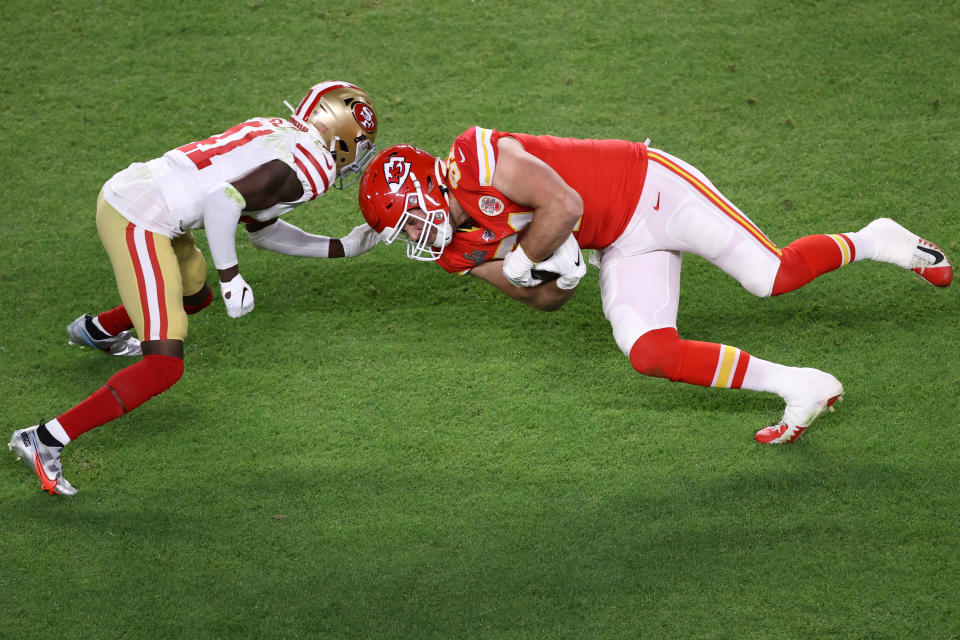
(530, 268, 561, 283)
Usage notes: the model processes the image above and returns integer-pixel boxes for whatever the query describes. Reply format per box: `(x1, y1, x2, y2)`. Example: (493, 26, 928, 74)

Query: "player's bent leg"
(56, 340, 184, 442)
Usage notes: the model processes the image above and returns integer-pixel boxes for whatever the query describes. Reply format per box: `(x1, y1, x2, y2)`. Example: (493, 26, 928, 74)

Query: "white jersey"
(102, 117, 336, 237)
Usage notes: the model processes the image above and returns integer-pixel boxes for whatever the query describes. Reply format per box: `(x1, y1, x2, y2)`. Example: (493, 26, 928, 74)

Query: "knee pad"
(667, 202, 734, 261)
(146, 354, 185, 388)
(629, 328, 683, 380)
(738, 261, 777, 297)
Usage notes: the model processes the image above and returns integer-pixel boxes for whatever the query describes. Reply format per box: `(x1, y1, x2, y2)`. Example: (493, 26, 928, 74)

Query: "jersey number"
(176, 119, 279, 170)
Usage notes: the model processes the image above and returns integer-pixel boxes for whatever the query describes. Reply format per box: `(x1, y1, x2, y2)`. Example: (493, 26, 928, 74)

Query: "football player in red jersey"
(9, 82, 381, 496)
(358, 129, 953, 446)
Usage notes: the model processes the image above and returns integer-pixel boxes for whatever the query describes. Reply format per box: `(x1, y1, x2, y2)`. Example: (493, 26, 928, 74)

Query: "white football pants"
(598, 148, 784, 356)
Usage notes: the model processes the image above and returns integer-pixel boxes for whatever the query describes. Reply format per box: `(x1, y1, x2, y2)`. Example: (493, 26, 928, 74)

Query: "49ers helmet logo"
(384, 157, 411, 194)
(353, 103, 377, 133)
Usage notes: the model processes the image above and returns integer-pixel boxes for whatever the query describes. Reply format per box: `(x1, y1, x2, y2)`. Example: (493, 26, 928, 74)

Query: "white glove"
(220, 274, 255, 318)
(340, 223, 382, 257)
(534, 234, 587, 290)
(502, 244, 541, 287)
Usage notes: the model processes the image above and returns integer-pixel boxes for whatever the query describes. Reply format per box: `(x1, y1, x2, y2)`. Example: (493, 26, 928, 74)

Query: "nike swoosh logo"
(33, 451, 59, 493)
(574, 254, 581, 267)
(458, 148, 466, 163)
(26, 431, 59, 493)
(917, 245, 944, 265)
(653, 193, 661, 211)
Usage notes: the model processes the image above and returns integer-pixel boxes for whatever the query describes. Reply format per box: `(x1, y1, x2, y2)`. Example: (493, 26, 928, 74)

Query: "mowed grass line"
(2, 0, 959, 638)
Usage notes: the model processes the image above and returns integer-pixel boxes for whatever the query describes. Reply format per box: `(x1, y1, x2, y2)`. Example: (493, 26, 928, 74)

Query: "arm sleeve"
(247, 219, 332, 258)
(202, 182, 246, 270)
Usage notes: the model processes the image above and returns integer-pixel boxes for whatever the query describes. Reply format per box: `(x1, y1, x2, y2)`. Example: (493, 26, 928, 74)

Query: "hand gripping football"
(532, 234, 586, 289)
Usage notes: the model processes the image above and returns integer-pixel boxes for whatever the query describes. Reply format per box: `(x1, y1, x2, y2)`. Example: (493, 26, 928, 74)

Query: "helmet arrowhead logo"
(384, 157, 411, 193)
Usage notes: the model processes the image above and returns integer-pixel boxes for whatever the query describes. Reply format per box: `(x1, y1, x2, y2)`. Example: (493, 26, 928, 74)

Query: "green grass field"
(2, 1, 958, 638)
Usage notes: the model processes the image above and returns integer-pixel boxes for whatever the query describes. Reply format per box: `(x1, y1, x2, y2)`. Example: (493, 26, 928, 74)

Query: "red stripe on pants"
(143, 230, 168, 339)
(125, 224, 151, 339)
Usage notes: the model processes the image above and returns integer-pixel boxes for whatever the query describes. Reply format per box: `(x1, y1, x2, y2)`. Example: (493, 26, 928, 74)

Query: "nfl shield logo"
(384, 157, 411, 193)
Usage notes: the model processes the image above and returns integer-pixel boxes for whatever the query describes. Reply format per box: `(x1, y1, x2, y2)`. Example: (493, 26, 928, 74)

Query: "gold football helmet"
(286, 81, 378, 189)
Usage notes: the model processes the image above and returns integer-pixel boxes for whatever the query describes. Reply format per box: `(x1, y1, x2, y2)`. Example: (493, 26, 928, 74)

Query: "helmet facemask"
(382, 160, 453, 261)
(334, 137, 377, 189)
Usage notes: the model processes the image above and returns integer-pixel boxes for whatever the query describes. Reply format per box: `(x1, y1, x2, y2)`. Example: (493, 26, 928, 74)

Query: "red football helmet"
(358, 145, 454, 261)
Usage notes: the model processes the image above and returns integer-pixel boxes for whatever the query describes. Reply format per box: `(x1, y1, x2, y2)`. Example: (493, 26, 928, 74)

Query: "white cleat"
(755, 369, 843, 445)
(67, 314, 141, 356)
(9, 424, 77, 496)
(860, 218, 953, 287)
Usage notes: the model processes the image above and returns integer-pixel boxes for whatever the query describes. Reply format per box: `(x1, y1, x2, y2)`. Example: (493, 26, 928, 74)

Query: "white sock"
(840, 230, 875, 262)
(741, 356, 796, 399)
(44, 418, 71, 446)
(855, 219, 917, 267)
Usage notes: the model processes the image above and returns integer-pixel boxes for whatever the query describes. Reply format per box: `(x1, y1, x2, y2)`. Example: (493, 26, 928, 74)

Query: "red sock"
(57, 354, 184, 440)
(97, 305, 133, 335)
(630, 328, 751, 389)
(184, 287, 213, 315)
(772, 234, 856, 295)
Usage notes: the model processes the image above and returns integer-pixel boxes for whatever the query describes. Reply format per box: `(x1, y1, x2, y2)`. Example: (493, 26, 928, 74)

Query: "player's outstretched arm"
(246, 220, 381, 259)
(469, 260, 576, 311)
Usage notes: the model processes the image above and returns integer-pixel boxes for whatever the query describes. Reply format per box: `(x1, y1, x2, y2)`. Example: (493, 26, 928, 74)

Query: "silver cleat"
(9, 424, 77, 496)
(67, 314, 141, 356)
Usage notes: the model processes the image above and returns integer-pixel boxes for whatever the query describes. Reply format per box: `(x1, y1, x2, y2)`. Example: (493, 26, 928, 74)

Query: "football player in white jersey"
(9, 81, 380, 496)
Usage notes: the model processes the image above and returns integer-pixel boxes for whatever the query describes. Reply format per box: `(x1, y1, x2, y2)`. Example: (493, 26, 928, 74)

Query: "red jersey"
(437, 126, 648, 273)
